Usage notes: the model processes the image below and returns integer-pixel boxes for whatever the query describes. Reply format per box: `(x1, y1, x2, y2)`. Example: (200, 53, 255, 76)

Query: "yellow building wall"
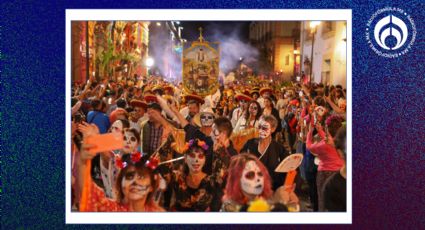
(274, 38, 295, 81)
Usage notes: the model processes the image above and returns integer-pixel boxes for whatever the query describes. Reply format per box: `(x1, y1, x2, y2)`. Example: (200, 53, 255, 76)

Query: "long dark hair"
(245, 100, 262, 121)
(263, 96, 275, 109)
(183, 139, 209, 175)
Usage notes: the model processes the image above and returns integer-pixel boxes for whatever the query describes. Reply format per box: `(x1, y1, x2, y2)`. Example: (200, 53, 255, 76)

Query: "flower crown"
(180, 138, 209, 153)
(115, 152, 159, 170)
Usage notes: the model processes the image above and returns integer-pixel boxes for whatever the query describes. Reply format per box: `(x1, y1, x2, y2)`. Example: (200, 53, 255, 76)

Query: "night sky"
(179, 21, 251, 42)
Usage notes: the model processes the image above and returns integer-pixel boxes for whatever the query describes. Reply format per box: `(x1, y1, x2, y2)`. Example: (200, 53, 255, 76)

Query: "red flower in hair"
(115, 156, 124, 169)
(131, 152, 142, 163)
(145, 157, 159, 170)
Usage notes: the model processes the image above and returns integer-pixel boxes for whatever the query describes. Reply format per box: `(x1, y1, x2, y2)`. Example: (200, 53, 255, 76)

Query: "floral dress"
(86, 180, 129, 212)
(157, 128, 236, 211)
(170, 172, 216, 211)
(85, 178, 164, 212)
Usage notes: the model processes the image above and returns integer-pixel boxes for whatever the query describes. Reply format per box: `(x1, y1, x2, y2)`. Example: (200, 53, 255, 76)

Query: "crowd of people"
(71, 73, 347, 212)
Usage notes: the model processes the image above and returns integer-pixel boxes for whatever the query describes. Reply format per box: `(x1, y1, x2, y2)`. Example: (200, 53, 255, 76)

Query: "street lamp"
(309, 21, 320, 85)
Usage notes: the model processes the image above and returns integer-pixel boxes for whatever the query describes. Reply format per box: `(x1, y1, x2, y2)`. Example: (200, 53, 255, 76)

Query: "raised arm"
(325, 96, 345, 114)
(169, 100, 189, 128)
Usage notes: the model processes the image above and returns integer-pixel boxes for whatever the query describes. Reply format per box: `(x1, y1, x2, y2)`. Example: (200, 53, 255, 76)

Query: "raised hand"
(79, 142, 98, 162)
(78, 122, 100, 138)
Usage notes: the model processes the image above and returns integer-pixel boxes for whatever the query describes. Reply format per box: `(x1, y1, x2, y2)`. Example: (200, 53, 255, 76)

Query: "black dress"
(241, 138, 288, 190)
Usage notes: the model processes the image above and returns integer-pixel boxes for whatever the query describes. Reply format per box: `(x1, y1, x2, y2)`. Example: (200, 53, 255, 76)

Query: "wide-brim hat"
(143, 93, 158, 104)
(250, 89, 260, 97)
(130, 99, 148, 109)
(193, 107, 217, 127)
(235, 93, 253, 102)
(163, 85, 174, 93)
(184, 94, 205, 105)
(259, 87, 273, 96)
(162, 95, 174, 102)
(152, 85, 163, 93)
(242, 89, 251, 96)
(109, 108, 128, 124)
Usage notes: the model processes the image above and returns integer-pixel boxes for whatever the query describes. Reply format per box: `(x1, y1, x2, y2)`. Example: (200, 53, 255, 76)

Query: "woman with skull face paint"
(78, 144, 164, 212)
(221, 154, 297, 212)
(241, 115, 289, 191)
(161, 139, 221, 211)
(221, 153, 272, 211)
(94, 124, 140, 199)
(157, 102, 238, 210)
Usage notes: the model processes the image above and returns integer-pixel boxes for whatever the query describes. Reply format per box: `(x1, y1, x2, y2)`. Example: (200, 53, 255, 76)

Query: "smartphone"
(313, 113, 318, 125)
(325, 86, 329, 97)
(85, 133, 124, 153)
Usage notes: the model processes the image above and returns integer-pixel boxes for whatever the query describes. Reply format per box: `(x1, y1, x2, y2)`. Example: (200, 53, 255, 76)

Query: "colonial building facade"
(249, 22, 301, 81)
(300, 21, 347, 86)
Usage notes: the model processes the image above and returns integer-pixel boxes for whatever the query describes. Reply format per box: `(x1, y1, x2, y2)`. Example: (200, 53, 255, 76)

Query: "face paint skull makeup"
(186, 149, 206, 173)
(110, 120, 124, 134)
(121, 169, 152, 201)
(258, 119, 272, 139)
(249, 104, 259, 115)
(241, 161, 264, 196)
(123, 131, 138, 153)
(200, 113, 214, 127)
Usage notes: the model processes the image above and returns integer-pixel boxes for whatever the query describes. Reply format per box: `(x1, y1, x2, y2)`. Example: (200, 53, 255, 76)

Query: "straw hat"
(193, 107, 216, 127)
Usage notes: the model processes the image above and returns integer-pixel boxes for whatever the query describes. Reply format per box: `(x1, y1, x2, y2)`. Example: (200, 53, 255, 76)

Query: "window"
(322, 21, 335, 35)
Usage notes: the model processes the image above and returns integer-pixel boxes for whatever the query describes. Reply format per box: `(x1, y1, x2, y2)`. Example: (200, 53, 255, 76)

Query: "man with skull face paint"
(241, 115, 289, 190)
(192, 107, 216, 136)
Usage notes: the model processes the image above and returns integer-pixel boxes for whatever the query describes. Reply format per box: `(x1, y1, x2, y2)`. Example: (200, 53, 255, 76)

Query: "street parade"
(71, 20, 347, 213)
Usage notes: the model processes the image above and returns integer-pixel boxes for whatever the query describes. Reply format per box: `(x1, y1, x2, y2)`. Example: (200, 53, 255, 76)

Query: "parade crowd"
(71, 73, 347, 213)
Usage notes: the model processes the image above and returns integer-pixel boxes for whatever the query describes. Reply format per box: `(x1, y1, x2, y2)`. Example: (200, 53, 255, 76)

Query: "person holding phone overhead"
(306, 114, 344, 211)
(78, 128, 164, 212)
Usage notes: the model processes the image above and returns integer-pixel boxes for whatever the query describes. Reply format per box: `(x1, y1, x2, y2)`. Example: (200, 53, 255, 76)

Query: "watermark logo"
(366, 7, 416, 58)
